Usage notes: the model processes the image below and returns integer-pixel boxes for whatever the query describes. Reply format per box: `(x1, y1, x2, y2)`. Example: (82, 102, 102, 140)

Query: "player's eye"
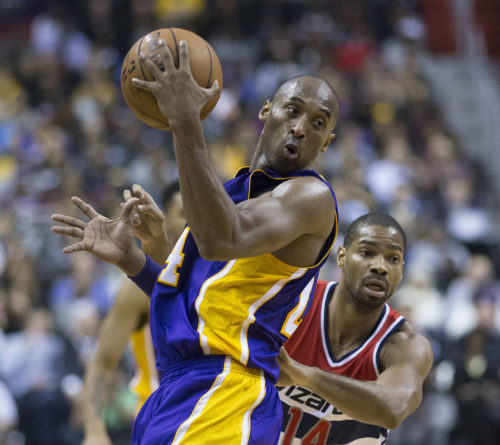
(313, 119, 324, 128)
(390, 255, 401, 264)
(287, 106, 299, 115)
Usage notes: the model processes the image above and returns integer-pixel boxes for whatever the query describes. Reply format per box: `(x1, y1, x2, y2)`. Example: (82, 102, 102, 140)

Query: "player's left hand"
(123, 184, 166, 245)
(277, 346, 307, 387)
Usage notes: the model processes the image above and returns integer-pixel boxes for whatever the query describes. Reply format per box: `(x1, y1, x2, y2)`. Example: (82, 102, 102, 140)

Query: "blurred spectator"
(446, 289, 500, 444)
(442, 254, 497, 339)
(0, 308, 81, 445)
(0, 1, 498, 443)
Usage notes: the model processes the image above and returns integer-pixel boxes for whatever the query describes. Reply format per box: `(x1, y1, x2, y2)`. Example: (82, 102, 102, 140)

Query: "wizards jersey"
(149, 167, 338, 383)
(278, 281, 406, 445)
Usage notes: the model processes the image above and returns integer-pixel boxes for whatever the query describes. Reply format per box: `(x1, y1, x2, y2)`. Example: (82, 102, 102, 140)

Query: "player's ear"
(320, 133, 336, 152)
(258, 100, 271, 122)
(337, 246, 346, 268)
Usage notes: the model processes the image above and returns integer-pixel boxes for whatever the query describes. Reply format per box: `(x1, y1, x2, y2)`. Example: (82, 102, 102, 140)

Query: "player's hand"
(277, 346, 308, 387)
(51, 196, 145, 275)
(131, 40, 219, 127)
(123, 184, 166, 245)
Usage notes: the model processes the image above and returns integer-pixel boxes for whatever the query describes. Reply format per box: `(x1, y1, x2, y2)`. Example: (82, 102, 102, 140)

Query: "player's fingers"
(132, 77, 155, 92)
(178, 40, 191, 73)
(72, 196, 99, 219)
(206, 80, 220, 101)
(62, 241, 87, 254)
(157, 39, 175, 72)
(121, 197, 139, 224)
(51, 225, 84, 239)
(51, 214, 85, 229)
(140, 51, 164, 80)
(132, 184, 146, 201)
(136, 204, 161, 217)
(133, 184, 156, 205)
(123, 188, 133, 201)
(279, 346, 288, 359)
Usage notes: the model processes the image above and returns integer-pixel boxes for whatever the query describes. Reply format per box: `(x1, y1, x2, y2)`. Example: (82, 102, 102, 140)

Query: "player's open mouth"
(363, 279, 387, 298)
(284, 142, 299, 159)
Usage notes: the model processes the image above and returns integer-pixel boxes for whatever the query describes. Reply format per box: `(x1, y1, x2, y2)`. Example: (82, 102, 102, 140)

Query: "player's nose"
(370, 255, 388, 275)
(290, 117, 306, 139)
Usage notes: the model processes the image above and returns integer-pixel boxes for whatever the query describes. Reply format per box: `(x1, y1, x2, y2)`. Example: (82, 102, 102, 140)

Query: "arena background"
(0, 1, 499, 444)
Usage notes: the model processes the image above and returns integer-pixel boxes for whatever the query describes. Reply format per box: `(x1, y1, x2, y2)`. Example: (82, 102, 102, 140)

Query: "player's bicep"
(377, 333, 433, 396)
(233, 179, 333, 256)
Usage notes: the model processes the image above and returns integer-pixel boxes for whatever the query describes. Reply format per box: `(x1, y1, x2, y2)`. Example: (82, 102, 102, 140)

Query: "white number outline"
(281, 278, 314, 337)
(158, 227, 190, 287)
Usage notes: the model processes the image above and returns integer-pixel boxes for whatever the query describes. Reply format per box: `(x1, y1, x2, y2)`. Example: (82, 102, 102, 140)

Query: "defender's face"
(338, 225, 404, 311)
(258, 80, 336, 173)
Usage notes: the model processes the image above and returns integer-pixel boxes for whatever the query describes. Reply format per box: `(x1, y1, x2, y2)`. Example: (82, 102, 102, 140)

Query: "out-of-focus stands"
(0, 1, 498, 444)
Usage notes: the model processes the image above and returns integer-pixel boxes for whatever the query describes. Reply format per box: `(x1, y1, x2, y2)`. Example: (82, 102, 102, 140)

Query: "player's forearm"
(303, 367, 418, 429)
(83, 363, 114, 433)
(171, 121, 240, 259)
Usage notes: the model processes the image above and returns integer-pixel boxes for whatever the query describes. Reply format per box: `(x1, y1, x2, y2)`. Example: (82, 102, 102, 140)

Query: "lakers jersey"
(149, 167, 338, 383)
(279, 281, 406, 445)
(129, 323, 159, 412)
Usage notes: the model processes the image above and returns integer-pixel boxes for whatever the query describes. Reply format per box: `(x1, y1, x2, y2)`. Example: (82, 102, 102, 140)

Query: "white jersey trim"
(321, 297, 390, 368)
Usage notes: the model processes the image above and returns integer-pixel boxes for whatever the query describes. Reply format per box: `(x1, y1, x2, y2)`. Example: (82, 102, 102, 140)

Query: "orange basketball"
(120, 28, 223, 130)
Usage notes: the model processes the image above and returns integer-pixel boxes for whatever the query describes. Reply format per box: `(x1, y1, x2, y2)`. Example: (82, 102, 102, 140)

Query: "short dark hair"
(343, 212, 407, 251)
(161, 181, 180, 209)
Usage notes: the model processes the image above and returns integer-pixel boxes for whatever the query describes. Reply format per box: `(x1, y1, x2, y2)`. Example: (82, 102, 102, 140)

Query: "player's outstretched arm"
(51, 196, 146, 276)
(278, 326, 433, 430)
(133, 41, 335, 264)
(82, 279, 150, 445)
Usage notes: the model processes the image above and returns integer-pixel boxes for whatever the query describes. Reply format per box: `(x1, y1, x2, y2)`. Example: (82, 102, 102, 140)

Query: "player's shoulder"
(382, 322, 433, 365)
(272, 175, 335, 208)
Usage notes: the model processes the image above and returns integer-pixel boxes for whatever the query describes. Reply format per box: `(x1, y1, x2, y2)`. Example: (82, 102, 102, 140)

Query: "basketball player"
(82, 183, 185, 445)
(51, 39, 339, 445)
(277, 212, 433, 444)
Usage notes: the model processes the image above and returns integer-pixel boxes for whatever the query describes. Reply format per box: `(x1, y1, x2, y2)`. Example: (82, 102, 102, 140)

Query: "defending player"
(277, 212, 433, 444)
(82, 183, 185, 445)
(51, 39, 339, 444)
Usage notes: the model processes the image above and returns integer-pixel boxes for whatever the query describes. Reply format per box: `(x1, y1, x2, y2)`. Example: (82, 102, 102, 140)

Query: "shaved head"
(273, 76, 339, 129)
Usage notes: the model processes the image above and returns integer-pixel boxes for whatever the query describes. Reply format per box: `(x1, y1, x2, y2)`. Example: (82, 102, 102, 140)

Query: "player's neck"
(328, 285, 385, 353)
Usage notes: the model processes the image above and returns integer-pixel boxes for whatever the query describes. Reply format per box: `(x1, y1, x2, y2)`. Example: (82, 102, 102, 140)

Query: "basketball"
(120, 28, 223, 130)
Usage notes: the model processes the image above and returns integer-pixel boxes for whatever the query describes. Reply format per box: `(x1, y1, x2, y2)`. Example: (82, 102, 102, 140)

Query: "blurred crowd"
(0, 1, 499, 444)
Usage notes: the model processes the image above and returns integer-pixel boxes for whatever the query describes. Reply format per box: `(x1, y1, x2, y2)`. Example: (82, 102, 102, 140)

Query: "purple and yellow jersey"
(129, 323, 159, 413)
(149, 167, 338, 382)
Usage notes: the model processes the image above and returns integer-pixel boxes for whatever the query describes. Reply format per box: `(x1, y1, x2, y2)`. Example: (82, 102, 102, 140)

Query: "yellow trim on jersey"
(129, 324, 159, 412)
(172, 356, 266, 445)
(195, 254, 306, 364)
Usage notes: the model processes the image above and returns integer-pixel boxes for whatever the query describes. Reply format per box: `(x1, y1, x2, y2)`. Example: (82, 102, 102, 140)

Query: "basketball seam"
(205, 43, 213, 88)
(122, 87, 169, 129)
(169, 28, 180, 67)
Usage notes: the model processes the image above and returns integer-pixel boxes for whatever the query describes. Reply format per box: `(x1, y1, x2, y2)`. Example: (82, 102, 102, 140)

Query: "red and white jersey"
(278, 281, 406, 445)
